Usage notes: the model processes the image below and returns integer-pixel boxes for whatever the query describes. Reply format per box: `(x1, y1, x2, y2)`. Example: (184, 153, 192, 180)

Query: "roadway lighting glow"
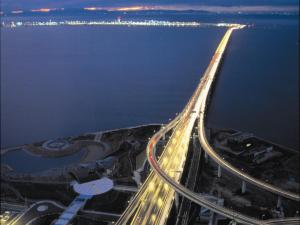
(116, 26, 270, 225)
(157, 198, 163, 207)
(0, 211, 10, 224)
(164, 183, 169, 191)
(151, 214, 156, 222)
(149, 182, 155, 191)
(162, 158, 168, 165)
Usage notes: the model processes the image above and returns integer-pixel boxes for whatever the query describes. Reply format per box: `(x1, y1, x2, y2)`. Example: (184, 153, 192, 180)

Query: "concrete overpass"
(116, 24, 299, 225)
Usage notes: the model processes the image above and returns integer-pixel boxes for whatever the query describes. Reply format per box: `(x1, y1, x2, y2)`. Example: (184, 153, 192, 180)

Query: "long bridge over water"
(115, 24, 300, 225)
(4, 22, 299, 225)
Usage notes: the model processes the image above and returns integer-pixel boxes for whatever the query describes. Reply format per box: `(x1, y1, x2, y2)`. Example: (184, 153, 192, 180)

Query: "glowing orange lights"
(31, 8, 53, 12)
(115, 6, 147, 11)
(83, 6, 154, 12)
(83, 7, 102, 11)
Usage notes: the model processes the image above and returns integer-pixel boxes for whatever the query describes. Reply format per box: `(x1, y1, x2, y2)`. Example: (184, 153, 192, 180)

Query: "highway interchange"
(3, 23, 298, 225)
(116, 25, 300, 225)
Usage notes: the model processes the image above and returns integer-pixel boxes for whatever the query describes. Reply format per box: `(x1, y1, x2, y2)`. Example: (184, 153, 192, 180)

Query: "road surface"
(117, 25, 299, 225)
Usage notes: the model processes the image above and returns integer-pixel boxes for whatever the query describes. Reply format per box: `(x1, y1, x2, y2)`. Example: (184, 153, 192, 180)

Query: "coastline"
(1, 123, 297, 156)
(0, 123, 163, 155)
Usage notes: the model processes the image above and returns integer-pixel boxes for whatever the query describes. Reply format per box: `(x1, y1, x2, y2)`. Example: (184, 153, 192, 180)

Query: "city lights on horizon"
(83, 6, 151, 11)
(3, 19, 246, 29)
(31, 8, 53, 12)
(83, 7, 102, 11)
(11, 10, 23, 14)
(114, 6, 152, 11)
(5, 8, 65, 14)
(1, 19, 203, 28)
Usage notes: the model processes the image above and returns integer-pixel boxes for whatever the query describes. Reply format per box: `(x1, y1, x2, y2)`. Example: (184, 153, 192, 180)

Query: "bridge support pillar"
(192, 133, 197, 147)
(217, 165, 222, 178)
(208, 211, 217, 225)
(241, 181, 246, 194)
(175, 193, 180, 211)
(229, 220, 237, 225)
(277, 196, 282, 208)
(162, 134, 166, 141)
(204, 151, 208, 163)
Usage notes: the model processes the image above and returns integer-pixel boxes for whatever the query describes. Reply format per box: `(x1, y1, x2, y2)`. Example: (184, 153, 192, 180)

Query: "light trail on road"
(116, 24, 299, 225)
(116, 26, 238, 225)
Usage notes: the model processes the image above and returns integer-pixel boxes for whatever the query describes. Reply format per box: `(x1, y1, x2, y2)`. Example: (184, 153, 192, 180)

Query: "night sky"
(1, 0, 298, 11)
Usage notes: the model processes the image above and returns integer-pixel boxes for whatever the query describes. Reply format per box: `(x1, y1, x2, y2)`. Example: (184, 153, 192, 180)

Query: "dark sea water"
(1, 149, 85, 173)
(207, 23, 299, 150)
(1, 12, 299, 150)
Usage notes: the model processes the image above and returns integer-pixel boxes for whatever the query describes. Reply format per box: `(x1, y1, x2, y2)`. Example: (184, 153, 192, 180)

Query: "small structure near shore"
(42, 139, 71, 151)
(54, 177, 114, 225)
(73, 177, 114, 196)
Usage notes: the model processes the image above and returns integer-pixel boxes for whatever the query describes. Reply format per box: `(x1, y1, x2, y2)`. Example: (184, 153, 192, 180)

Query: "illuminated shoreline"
(1, 19, 244, 28)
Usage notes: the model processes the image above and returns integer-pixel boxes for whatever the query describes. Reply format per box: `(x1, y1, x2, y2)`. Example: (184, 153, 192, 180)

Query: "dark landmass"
(1, 124, 299, 224)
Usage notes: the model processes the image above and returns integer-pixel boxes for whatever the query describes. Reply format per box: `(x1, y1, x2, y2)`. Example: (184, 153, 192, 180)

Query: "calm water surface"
(1, 13, 298, 150)
(1, 149, 85, 173)
(207, 24, 299, 149)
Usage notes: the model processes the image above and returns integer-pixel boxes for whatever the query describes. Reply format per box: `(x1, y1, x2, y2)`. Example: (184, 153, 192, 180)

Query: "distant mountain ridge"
(1, 0, 298, 12)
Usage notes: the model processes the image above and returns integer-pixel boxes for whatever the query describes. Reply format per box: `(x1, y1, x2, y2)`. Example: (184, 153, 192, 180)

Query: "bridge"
(116, 24, 300, 225)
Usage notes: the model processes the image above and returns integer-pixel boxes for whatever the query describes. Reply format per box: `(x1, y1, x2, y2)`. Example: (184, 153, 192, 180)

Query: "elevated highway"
(117, 25, 299, 225)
